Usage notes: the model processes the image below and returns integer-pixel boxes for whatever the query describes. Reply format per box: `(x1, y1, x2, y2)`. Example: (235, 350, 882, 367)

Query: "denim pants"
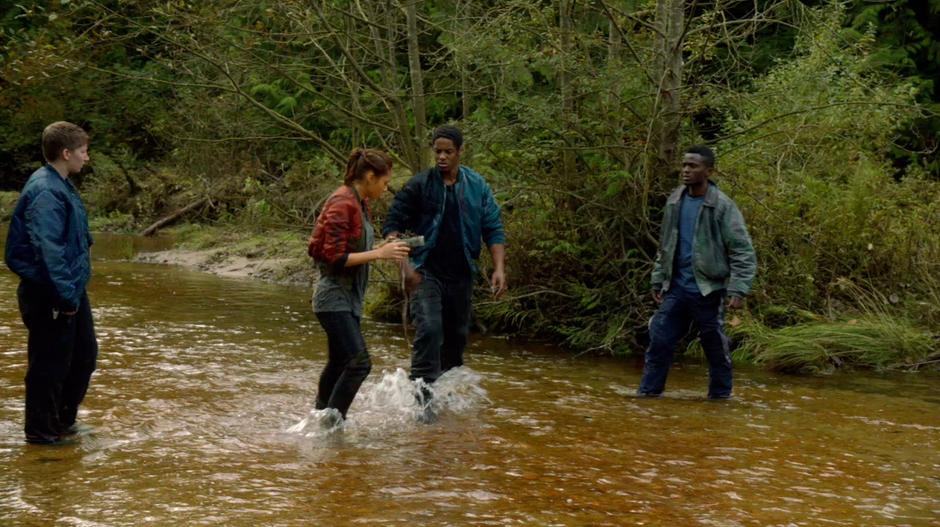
(638, 288, 732, 398)
(409, 272, 473, 385)
(18, 281, 98, 441)
(314, 311, 372, 418)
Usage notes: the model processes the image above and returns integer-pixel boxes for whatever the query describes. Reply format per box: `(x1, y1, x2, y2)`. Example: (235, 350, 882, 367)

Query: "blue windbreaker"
(5, 165, 93, 311)
(382, 165, 505, 274)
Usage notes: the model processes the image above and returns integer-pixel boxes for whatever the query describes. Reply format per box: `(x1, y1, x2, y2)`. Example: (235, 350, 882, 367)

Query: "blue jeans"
(314, 311, 372, 418)
(409, 272, 472, 385)
(638, 288, 732, 398)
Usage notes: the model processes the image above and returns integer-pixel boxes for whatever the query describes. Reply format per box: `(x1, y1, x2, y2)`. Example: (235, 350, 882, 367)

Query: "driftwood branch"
(139, 198, 209, 237)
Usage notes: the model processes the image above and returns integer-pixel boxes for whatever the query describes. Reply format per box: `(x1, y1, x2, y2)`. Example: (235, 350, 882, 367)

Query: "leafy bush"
(715, 6, 938, 327)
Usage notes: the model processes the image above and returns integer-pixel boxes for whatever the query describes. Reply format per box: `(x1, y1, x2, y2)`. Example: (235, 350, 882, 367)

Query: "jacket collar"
(43, 164, 81, 193)
(340, 183, 370, 213)
(347, 183, 362, 202)
(431, 165, 465, 186)
(44, 164, 68, 181)
(667, 180, 720, 207)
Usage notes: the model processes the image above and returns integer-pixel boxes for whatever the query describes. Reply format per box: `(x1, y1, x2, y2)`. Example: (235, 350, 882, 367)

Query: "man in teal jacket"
(638, 145, 756, 399)
(5, 121, 98, 444)
(383, 125, 506, 417)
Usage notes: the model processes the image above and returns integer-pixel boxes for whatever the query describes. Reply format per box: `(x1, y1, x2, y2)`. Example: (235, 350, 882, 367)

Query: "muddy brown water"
(1, 233, 938, 526)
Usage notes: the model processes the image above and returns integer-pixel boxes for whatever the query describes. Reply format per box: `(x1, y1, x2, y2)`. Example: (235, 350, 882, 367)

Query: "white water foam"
(285, 366, 489, 438)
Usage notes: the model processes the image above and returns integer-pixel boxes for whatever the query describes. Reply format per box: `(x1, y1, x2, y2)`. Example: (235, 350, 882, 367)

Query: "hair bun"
(343, 147, 392, 185)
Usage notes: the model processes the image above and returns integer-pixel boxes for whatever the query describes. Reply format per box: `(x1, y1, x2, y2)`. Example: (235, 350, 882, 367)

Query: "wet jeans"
(409, 272, 472, 385)
(18, 281, 98, 442)
(638, 288, 732, 398)
(314, 311, 372, 418)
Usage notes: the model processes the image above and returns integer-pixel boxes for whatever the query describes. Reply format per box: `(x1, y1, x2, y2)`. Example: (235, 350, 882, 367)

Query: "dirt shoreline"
(134, 248, 314, 286)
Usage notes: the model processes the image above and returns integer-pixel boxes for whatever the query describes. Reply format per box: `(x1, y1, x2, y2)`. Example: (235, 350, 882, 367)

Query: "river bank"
(130, 223, 939, 374)
(134, 246, 311, 285)
(131, 224, 314, 286)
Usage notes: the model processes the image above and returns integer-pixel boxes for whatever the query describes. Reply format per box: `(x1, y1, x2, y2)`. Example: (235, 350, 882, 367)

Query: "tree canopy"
(2, 0, 937, 354)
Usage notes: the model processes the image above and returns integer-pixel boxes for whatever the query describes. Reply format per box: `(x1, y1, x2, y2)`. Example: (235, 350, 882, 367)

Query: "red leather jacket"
(308, 185, 369, 272)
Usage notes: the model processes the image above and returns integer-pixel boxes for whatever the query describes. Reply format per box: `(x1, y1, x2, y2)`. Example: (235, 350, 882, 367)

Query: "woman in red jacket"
(308, 148, 410, 424)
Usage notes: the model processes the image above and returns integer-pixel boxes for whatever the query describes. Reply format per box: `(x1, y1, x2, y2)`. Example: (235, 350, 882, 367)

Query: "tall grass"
(736, 318, 937, 373)
(913, 258, 940, 330)
(687, 280, 939, 373)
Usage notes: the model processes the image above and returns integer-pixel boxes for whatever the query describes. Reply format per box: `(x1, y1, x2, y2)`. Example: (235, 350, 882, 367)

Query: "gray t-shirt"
(312, 206, 375, 316)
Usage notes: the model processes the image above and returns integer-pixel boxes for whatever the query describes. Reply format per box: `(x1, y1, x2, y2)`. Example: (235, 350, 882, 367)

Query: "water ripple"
(0, 255, 937, 525)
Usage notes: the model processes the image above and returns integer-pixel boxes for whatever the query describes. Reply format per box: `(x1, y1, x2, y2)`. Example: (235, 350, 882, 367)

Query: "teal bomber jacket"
(651, 181, 757, 297)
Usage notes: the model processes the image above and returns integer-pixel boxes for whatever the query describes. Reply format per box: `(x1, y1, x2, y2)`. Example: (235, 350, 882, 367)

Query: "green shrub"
(0, 191, 19, 222)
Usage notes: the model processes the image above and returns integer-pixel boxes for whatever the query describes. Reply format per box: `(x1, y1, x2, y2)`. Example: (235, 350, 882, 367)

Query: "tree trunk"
(383, 1, 421, 172)
(606, 10, 626, 169)
(139, 198, 208, 237)
(608, 14, 621, 63)
(458, 0, 471, 120)
(405, 0, 429, 168)
(645, 0, 685, 201)
(112, 157, 142, 196)
(346, 15, 363, 147)
(559, 0, 575, 180)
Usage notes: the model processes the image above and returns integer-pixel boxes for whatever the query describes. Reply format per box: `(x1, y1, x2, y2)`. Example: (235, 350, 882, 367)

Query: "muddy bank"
(135, 248, 314, 286)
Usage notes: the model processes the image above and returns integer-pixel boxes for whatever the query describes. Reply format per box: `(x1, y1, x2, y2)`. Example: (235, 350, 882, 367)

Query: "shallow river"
(1, 234, 938, 526)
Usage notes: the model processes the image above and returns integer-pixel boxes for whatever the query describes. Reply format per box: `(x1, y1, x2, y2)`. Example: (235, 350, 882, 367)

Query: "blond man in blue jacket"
(5, 121, 98, 444)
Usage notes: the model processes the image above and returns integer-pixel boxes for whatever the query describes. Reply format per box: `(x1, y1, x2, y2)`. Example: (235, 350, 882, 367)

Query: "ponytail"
(344, 148, 393, 185)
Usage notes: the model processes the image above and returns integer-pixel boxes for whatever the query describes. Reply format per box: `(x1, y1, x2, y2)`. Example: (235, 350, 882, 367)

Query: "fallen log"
(139, 197, 209, 237)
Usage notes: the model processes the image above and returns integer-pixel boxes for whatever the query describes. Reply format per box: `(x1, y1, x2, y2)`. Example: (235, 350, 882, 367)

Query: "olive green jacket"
(651, 182, 757, 297)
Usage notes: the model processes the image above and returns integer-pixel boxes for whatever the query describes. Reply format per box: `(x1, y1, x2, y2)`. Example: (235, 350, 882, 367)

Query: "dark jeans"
(314, 311, 372, 418)
(409, 271, 472, 385)
(638, 288, 732, 398)
(18, 281, 98, 442)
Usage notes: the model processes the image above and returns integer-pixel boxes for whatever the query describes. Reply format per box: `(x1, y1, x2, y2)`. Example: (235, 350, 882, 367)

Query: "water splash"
(424, 366, 490, 414)
(358, 366, 489, 425)
(285, 408, 344, 438)
(285, 366, 489, 436)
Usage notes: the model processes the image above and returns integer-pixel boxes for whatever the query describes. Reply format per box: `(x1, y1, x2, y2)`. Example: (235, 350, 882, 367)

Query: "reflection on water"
(1, 235, 939, 526)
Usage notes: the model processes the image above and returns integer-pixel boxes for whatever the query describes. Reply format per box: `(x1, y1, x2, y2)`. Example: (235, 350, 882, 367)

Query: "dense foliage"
(2, 0, 937, 364)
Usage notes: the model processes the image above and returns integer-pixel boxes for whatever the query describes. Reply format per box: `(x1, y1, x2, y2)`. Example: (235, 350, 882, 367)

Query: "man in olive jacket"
(5, 121, 98, 444)
(638, 145, 756, 399)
